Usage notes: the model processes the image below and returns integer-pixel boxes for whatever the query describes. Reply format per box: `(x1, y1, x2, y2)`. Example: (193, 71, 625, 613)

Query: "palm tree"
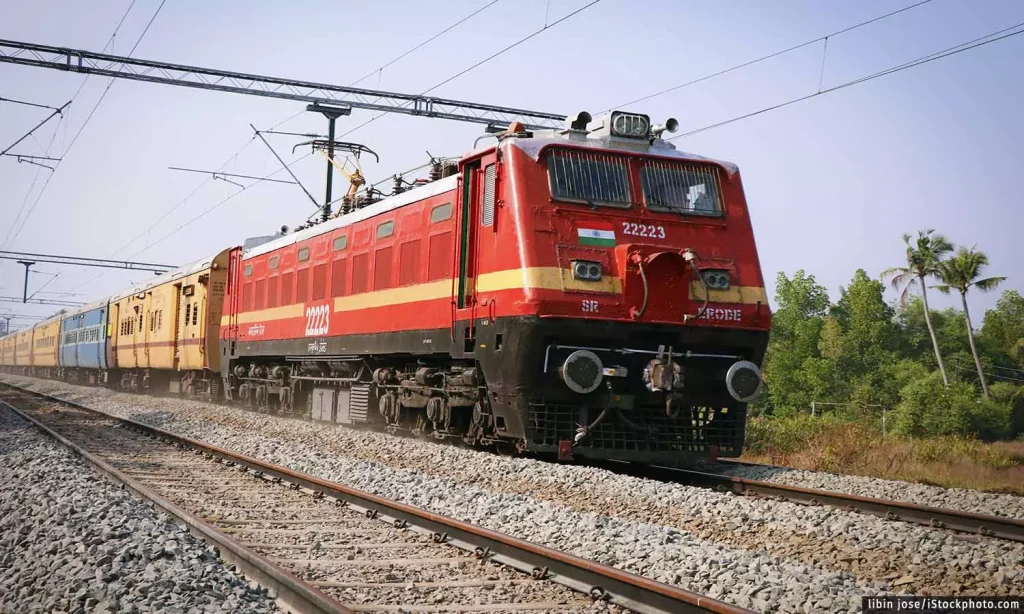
(934, 247, 1006, 399)
(882, 230, 954, 384)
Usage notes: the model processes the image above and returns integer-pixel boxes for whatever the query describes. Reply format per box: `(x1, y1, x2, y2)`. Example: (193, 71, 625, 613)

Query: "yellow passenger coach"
(109, 248, 230, 394)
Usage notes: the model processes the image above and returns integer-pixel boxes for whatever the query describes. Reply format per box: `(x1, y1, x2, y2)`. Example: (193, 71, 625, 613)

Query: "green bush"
(989, 382, 1024, 437)
(971, 399, 1012, 441)
(891, 372, 977, 437)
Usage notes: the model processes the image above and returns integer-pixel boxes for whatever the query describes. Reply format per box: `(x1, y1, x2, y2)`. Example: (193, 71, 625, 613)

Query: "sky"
(1, 0, 1021, 331)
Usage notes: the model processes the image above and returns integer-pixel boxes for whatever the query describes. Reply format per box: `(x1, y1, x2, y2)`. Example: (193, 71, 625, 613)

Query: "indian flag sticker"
(578, 223, 616, 247)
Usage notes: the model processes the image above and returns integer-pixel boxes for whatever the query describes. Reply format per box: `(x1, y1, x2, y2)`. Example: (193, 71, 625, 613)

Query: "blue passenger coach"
(59, 299, 110, 381)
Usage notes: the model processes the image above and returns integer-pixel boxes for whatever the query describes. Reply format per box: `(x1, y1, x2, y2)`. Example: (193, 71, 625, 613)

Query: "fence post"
(811, 401, 816, 417)
(882, 406, 887, 438)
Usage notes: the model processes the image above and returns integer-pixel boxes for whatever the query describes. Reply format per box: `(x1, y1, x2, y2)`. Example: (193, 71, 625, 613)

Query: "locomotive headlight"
(702, 269, 731, 290)
(610, 111, 650, 138)
(560, 350, 604, 394)
(726, 360, 764, 403)
(572, 260, 603, 282)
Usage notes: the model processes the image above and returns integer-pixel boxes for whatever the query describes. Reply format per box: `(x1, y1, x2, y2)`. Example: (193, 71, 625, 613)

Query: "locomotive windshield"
(547, 149, 630, 207)
(640, 161, 722, 215)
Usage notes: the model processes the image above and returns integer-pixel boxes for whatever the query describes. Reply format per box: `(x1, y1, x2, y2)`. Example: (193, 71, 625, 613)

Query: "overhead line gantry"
(0, 39, 566, 130)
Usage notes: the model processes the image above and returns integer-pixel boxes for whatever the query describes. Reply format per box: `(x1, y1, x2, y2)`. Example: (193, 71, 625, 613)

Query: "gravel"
(0, 398, 280, 614)
(714, 463, 1024, 520)
(5, 374, 1024, 613)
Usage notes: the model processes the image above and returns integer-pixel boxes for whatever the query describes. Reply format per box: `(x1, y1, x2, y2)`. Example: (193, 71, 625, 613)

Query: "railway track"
(594, 459, 1024, 543)
(0, 383, 749, 614)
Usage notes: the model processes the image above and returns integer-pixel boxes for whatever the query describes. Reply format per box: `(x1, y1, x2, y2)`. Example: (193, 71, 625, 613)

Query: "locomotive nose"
(726, 360, 763, 402)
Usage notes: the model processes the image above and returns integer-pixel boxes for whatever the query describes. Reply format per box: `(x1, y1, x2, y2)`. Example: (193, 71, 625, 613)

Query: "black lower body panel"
(226, 316, 768, 464)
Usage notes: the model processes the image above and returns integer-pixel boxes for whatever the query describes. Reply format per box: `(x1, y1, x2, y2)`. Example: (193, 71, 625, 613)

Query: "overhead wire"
(605, 0, 935, 112)
(125, 152, 315, 258)
(44, 0, 577, 299)
(336, 0, 604, 141)
(1, 0, 139, 251)
(668, 21, 1024, 140)
(4, 0, 163, 249)
(92, 0, 507, 268)
(348, 0, 503, 87)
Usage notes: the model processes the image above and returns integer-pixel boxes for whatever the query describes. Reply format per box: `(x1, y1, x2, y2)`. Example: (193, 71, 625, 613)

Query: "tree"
(829, 270, 900, 409)
(934, 247, 1007, 399)
(981, 290, 1024, 369)
(759, 271, 830, 415)
(882, 230, 954, 385)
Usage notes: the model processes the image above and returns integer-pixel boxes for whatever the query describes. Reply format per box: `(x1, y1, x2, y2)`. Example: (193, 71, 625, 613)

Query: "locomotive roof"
(243, 173, 460, 261)
(504, 133, 740, 176)
(109, 250, 226, 302)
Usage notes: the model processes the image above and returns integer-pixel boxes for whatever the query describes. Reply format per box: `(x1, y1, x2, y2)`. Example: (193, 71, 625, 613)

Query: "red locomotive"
(221, 110, 771, 465)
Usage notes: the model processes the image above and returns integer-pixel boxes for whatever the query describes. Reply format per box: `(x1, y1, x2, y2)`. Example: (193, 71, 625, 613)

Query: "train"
(1, 109, 771, 466)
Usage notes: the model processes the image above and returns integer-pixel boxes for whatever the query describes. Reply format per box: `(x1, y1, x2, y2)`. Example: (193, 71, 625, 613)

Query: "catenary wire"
(348, 0, 503, 87)
(1, 0, 139, 251)
(126, 152, 314, 258)
(37, 0, 590, 300)
(336, 0, 604, 141)
(668, 21, 1024, 140)
(87, 0, 505, 269)
(605, 0, 936, 112)
(4, 0, 165, 249)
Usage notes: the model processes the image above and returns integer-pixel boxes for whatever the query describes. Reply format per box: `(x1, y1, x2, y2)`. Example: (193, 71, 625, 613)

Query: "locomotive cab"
(466, 110, 772, 465)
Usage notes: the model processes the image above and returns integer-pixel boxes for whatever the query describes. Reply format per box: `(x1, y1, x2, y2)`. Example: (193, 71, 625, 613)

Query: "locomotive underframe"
(219, 315, 769, 465)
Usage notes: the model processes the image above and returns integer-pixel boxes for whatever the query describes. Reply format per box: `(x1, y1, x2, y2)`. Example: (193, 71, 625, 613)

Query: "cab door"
(453, 152, 498, 337)
(455, 161, 480, 311)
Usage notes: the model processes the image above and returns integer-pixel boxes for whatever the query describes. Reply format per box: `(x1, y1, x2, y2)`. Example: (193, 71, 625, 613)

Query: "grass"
(742, 415, 1024, 494)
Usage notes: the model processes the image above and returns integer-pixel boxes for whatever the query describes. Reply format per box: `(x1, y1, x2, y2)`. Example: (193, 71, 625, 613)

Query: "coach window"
(298, 247, 311, 262)
(185, 304, 192, 326)
(376, 220, 394, 240)
(430, 203, 452, 223)
(268, 255, 280, 270)
(332, 235, 348, 251)
(192, 302, 199, 325)
(243, 264, 253, 277)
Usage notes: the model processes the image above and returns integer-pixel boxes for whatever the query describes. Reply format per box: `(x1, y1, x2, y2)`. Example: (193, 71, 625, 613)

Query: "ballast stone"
(0, 403, 279, 614)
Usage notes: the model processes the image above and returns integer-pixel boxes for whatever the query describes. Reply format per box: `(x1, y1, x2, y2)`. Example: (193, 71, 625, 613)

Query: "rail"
(601, 460, 1024, 543)
(0, 381, 751, 614)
